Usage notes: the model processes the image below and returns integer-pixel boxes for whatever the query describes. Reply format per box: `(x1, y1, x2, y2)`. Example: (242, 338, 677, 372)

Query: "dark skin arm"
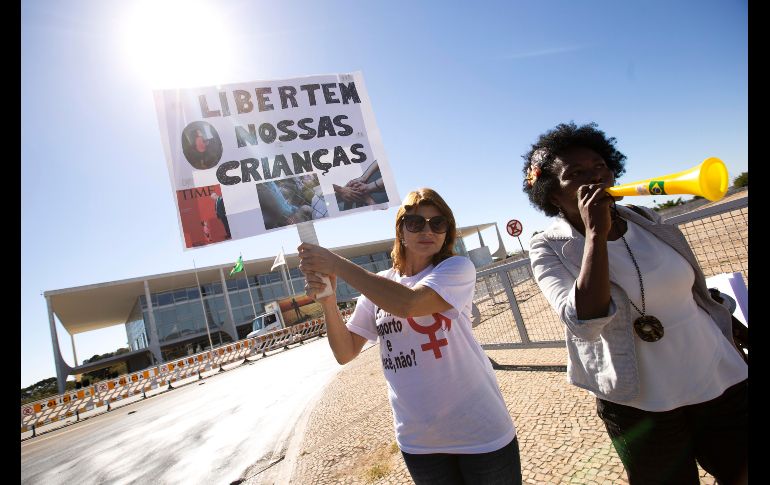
(571, 184, 615, 320)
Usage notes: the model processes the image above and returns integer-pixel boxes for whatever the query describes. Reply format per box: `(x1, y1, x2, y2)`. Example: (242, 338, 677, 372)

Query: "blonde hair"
(391, 188, 457, 275)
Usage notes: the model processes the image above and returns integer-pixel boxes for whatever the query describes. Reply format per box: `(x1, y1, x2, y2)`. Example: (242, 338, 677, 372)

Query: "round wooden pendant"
(634, 315, 664, 342)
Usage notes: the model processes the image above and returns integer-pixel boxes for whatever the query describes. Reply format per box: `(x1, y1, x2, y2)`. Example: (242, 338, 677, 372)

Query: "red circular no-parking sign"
(506, 219, 523, 237)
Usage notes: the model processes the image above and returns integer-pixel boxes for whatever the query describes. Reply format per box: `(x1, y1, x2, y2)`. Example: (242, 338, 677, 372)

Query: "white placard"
(297, 222, 333, 298)
(705, 272, 748, 326)
(154, 71, 400, 249)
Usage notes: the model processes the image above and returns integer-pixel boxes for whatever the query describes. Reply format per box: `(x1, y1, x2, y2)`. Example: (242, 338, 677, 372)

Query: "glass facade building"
(123, 249, 402, 360)
(43, 216, 499, 395)
(122, 240, 469, 360)
(43, 222, 495, 393)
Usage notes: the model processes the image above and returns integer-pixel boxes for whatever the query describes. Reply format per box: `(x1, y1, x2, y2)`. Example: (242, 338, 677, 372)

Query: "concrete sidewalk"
(273, 344, 717, 485)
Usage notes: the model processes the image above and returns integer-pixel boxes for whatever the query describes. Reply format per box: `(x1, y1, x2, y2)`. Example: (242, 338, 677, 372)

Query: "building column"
(491, 223, 508, 259)
(46, 295, 72, 395)
(143, 281, 164, 365)
(477, 227, 485, 247)
(70, 333, 78, 366)
(219, 268, 239, 341)
(455, 236, 469, 257)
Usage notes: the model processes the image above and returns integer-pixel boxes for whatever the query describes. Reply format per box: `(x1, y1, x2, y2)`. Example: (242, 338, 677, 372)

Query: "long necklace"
(619, 232, 664, 342)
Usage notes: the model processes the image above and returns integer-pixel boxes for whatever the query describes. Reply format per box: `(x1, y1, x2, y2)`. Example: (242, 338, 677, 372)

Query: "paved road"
(21, 337, 343, 485)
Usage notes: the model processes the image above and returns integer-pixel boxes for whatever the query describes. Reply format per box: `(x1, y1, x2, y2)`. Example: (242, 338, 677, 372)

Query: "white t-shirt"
(346, 256, 516, 454)
(603, 220, 748, 411)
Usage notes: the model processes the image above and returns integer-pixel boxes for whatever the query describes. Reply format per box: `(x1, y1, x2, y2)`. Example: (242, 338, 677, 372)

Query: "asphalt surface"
(21, 337, 343, 485)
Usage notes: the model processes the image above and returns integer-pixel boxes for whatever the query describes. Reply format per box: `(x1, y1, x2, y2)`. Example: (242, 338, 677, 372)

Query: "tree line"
(21, 347, 130, 405)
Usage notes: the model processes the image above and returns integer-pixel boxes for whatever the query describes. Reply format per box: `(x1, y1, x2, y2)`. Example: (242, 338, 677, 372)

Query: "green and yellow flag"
(648, 180, 666, 195)
(229, 256, 244, 277)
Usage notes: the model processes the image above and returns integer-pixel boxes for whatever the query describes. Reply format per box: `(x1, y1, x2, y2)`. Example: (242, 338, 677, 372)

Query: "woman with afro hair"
(523, 122, 747, 484)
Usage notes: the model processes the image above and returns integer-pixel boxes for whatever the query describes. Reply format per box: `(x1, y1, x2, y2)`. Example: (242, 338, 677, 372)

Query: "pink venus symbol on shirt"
(406, 313, 452, 359)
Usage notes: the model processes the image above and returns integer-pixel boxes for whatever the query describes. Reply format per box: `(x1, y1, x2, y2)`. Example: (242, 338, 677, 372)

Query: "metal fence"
(666, 197, 748, 285)
(471, 196, 749, 350)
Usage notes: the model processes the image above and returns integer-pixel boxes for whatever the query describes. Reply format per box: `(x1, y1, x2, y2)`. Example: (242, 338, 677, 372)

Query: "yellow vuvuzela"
(605, 157, 729, 202)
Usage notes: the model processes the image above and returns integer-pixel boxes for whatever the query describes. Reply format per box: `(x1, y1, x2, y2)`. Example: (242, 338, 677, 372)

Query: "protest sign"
(154, 72, 399, 249)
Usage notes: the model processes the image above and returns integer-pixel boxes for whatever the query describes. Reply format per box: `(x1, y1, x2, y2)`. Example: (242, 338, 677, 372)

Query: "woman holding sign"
(298, 188, 521, 484)
(522, 122, 747, 484)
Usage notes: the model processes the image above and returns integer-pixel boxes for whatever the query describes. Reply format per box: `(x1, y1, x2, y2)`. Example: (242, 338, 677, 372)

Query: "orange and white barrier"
(249, 334, 271, 355)
(290, 321, 313, 341)
(160, 360, 194, 387)
(21, 387, 96, 431)
(269, 328, 293, 349)
(230, 340, 252, 362)
(208, 344, 243, 369)
(216, 341, 251, 370)
(21, 307, 346, 438)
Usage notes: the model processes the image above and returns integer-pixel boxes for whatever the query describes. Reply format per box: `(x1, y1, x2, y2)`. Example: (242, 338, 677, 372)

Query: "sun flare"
(120, 0, 235, 89)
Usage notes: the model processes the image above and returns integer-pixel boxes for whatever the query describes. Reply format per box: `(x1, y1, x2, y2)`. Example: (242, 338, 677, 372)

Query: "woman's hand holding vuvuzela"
(576, 183, 614, 240)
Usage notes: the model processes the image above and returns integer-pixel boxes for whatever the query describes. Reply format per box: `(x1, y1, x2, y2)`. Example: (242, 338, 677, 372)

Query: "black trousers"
(401, 437, 522, 485)
(597, 380, 747, 485)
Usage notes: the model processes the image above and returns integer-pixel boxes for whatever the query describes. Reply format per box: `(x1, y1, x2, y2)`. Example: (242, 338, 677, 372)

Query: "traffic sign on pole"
(506, 219, 531, 276)
(506, 219, 523, 237)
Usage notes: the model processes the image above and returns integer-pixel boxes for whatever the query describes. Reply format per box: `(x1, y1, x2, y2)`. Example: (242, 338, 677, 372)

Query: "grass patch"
(364, 463, 390, 482)
(345, 442, 398, 483)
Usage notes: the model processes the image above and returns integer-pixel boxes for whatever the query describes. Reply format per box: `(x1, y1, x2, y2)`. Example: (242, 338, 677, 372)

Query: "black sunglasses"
(402, 214, 450, 233)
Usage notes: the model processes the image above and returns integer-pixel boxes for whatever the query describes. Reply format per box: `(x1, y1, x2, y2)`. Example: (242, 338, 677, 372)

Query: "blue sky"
(21, 0, 747, 387)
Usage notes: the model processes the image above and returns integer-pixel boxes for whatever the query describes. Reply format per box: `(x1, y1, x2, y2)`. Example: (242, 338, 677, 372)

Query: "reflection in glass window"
(205, 297, 219, 313)
(179, 317, 196, 333)
(243, 308, 256, 322)
(157, 307, 177, 326)
(176, 302, 192, 318)
(232, 307, 243, 324)
(351, 255, 372, 265)
(212, 282, 223, 294)
(158, 321, 178, 342)
(374, 261, 389, 272)
(258, 273, 282, 285)
(288, 278, 304, 295)
(192, 313, 206, 332)
(126, 299, 148, 350)
(453, 240, 466, 256)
